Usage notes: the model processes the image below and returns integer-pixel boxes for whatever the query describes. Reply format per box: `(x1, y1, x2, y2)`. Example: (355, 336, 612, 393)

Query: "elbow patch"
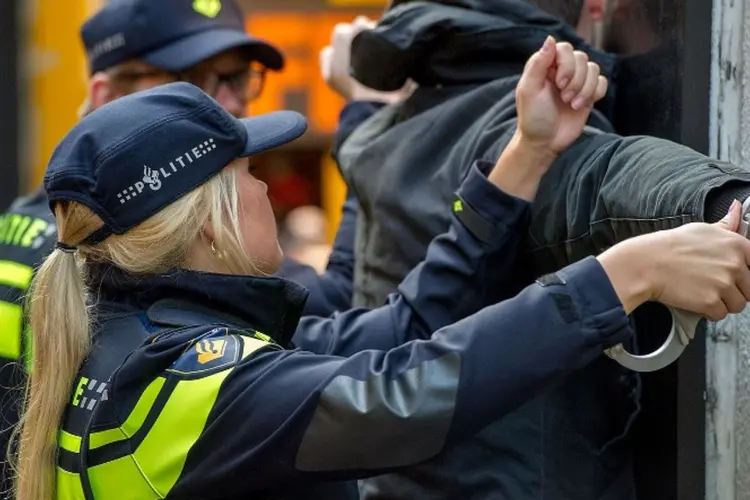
(295, 352, 461, 472)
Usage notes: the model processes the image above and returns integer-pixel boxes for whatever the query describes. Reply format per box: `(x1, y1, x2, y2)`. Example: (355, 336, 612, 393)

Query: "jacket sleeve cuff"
(452, 160, 530, 245)
(544, 256, 633, 347)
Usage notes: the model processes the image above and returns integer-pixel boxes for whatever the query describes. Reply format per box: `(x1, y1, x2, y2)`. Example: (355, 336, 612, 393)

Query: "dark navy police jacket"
(56, 164, 633, 499)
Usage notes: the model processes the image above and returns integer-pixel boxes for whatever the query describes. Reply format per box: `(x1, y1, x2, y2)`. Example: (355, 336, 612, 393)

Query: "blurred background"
(2, 0, 389, 271)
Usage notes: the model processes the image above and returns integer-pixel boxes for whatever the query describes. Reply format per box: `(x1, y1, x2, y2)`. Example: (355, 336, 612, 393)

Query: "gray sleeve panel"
(295, 352, 461, 471)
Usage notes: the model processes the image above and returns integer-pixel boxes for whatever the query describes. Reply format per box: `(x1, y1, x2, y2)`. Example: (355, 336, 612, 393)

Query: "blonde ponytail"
(14, 163, 254, 499)
(15, 245, 89, 500)
(14, 197, 99, 500)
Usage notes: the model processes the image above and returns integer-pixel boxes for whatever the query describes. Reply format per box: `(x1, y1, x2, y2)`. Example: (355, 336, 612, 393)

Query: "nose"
(214, 84, 246, 118)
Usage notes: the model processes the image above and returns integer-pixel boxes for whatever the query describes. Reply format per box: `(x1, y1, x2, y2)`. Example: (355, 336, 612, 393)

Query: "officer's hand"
(515, 36, 608, 155)
(598, 201, 750, 319)
(320, 16, 413, 103)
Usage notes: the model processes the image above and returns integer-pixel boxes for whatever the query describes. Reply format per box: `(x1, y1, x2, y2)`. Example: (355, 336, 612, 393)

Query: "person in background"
(275, 15, 412, 317)
(17, 41, 750, 500)
(0, 189, 55, 498)
(280, 205, 332, 274)
(337, 1, 750, 499)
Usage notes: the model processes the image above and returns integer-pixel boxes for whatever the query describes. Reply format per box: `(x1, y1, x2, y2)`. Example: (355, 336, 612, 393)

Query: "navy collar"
(90, 264, 309, 347)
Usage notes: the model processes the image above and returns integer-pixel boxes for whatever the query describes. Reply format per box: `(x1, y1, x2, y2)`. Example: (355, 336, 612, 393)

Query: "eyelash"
(247, 164, 258, 174)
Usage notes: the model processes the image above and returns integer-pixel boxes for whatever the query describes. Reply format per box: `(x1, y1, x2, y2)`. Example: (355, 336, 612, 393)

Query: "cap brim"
(239, 111, 308, 157)
(141, 29, 284, 72)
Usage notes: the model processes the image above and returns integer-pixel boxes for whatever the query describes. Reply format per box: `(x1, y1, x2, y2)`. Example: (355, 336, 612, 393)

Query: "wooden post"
(706, 0, 750, 498)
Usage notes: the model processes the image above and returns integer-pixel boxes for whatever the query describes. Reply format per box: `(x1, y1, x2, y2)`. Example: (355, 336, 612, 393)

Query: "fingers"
(319, 46, 333, 79)
(734, 257, 750, 302)
(714, 199, 742, 232)
(552, 41, 608, 109)
(594, 76, 608, 103)
(352, 15, 376, 31)
(520, 36, 557, 90)
(570, 62, 600, 110)
(332, 22, 355, 45)
(715, 200, 750, 268)
(705, 300, 730, 322)
(711, 233, 750, 319)
(555, 42, 575, 89)
(561, 51, 589, 103)
(723, 288, 748, 316)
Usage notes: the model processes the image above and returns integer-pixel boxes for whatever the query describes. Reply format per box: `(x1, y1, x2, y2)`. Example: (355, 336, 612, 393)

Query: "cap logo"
(116, 138, 219, 205)
(193, 0, 222, 18)
(142, 166, 162, 191)
(88, 33, 126, 63)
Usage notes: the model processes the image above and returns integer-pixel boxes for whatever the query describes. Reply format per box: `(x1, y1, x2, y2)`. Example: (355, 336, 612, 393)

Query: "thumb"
(520, 36, 557, 90)
(715, 199, 742, 231)
(319, 46, 333, 78)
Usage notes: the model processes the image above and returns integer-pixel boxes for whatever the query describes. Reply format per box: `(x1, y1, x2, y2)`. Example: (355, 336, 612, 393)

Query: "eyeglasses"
(109, 64, 267, 102)
(176, 65, 267, 101)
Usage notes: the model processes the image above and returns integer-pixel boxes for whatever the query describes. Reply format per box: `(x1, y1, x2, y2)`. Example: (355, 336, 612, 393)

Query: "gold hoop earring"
(210, 240, 224, 259)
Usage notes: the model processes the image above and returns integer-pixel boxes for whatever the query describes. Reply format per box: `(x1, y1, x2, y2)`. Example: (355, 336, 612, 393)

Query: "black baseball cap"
(81, 0, 284, 75)
(44, 82, 307, 245)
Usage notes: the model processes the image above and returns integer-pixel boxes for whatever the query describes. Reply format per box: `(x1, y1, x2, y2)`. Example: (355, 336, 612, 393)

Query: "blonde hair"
(14, 164, 254, 500)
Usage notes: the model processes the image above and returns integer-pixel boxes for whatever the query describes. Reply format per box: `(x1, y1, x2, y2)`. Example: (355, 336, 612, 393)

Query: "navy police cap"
(44, 82, 307, 245)
(81, 0, 283, 74)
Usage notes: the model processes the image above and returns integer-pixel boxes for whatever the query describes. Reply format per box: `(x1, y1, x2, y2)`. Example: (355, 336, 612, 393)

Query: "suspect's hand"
(487, 37, 607, 201)
(320, 16, 412, 103)
(515, 36, 608, 156)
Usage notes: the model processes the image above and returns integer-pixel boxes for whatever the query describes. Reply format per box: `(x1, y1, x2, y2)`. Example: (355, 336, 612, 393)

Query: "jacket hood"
(351, 0, 617, 92)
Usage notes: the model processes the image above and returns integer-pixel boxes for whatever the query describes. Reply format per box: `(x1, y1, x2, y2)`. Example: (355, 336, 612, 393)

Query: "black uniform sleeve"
(169, 256, 632, 497)
(291, 161, 530, 356)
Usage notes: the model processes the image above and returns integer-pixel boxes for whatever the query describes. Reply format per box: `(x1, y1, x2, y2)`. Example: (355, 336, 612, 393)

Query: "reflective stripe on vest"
(0, 260, 34, 361)
(56, 335, 268, 500)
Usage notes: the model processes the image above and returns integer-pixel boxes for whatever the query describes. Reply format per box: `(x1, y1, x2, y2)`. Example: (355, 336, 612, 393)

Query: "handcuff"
(605, 197, 750, 372)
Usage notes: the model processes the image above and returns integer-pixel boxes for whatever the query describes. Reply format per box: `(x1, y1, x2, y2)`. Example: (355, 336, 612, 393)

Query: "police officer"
(16, 42, 750, 500)
(0, 187, 56, 497)
(0, 3, 386, 495)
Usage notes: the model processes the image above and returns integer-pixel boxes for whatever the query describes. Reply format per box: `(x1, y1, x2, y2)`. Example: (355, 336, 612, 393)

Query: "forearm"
(489, 132, 558, 202)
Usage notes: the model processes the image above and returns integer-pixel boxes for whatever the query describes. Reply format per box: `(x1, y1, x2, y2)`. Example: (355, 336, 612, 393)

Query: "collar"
(91, 264, 309, 347)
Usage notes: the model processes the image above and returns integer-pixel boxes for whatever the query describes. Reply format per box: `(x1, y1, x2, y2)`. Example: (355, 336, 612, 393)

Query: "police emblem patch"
(196, 338, 227, 364)
(168, 327, 240, 376)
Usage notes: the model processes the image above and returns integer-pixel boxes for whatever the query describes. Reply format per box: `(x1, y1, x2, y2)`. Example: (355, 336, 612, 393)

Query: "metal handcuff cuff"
(605, 197, 750, 372)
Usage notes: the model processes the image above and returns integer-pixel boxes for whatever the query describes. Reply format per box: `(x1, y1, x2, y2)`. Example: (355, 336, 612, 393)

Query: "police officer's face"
(92, 49, 263, 119)
(234, 158, 283, 273)
(179, 49, 263, 118)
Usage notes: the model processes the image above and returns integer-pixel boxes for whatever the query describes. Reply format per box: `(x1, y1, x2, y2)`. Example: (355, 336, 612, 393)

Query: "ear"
(202, 218, 216, 245)
(585, 0, 605, 22)
(87, 72, 121, 113)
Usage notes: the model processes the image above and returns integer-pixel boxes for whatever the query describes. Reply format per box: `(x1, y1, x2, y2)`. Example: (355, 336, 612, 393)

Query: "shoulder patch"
(167, 327, 240, 377)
